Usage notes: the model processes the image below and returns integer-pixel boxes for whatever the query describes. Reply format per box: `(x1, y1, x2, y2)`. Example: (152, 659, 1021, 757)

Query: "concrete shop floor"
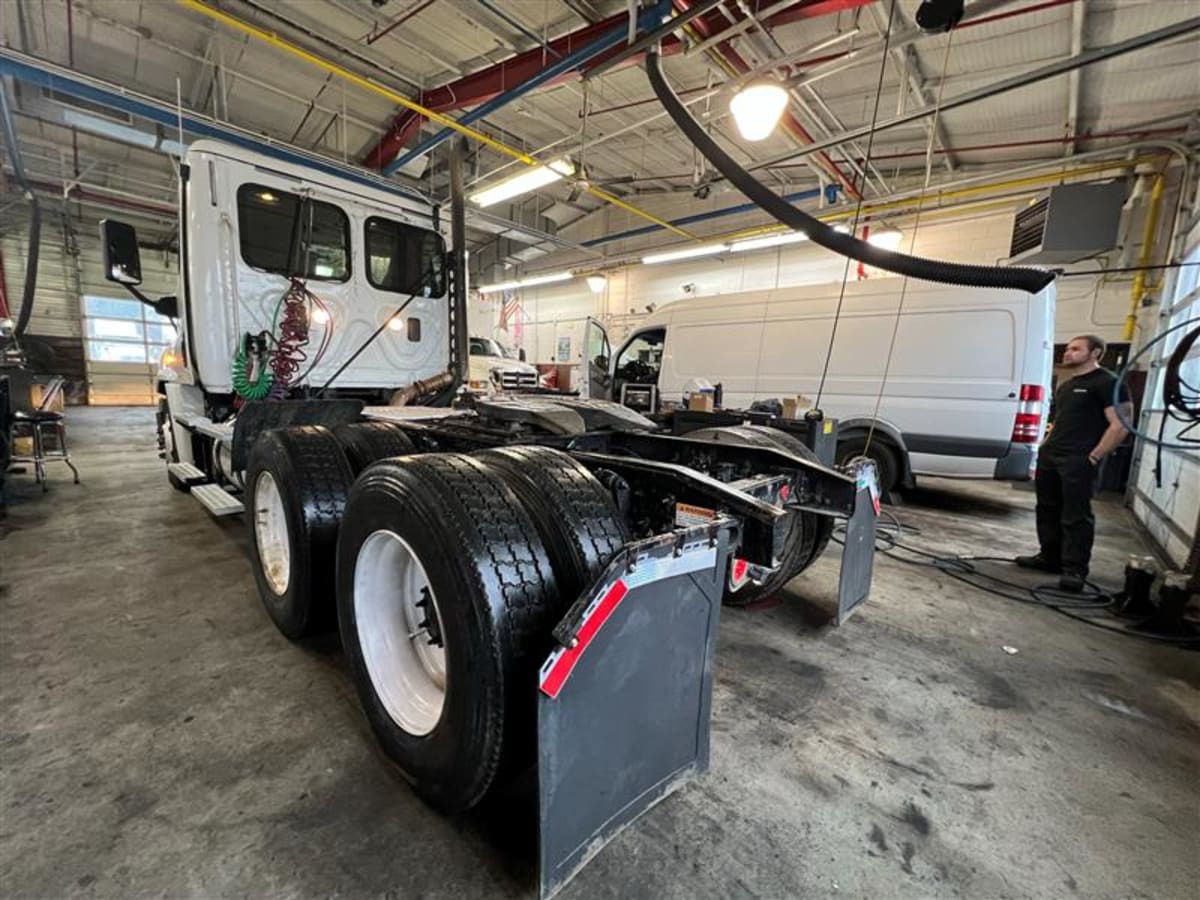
(2, 406, 1197, 900)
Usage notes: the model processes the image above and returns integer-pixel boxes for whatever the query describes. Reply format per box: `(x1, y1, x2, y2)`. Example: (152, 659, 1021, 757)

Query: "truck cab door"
(584, 317, 611, 399)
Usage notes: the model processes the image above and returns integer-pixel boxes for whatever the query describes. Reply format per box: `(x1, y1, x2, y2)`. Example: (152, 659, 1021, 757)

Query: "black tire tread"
(333, 420, 417, 475)
(475, 445, 628, 604)
(246, 425, 353, 637)
(342, 453, 559, 810)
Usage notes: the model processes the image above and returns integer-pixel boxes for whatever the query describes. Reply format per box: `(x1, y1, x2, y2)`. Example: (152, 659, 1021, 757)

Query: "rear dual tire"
(337, 451, 624, 813)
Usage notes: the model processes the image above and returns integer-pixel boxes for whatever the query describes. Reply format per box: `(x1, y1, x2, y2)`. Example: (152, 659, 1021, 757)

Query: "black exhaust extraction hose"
(0, 85, 41, 335)
(645, 50, 1054, 294)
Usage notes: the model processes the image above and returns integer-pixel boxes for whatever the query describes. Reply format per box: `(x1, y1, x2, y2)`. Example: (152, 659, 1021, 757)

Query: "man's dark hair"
(1073, 334, 1106, 359)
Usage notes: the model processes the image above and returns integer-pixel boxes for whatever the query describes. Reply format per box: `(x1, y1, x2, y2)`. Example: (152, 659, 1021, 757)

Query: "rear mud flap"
(536, 523, 733, 899)
(836, 461, 880, 625)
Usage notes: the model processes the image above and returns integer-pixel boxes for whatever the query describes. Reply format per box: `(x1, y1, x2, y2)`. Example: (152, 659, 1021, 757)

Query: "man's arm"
(1088, 402, 1133, 464)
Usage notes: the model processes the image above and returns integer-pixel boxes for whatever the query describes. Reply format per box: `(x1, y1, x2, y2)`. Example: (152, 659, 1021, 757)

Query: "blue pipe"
(582, 186, 833, 248)
(0, 51, 431, 208)
(385, 0, 672, 175)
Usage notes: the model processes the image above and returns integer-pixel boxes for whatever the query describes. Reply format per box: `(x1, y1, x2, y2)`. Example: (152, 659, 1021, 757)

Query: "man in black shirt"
(1016, 334, 1132, 591)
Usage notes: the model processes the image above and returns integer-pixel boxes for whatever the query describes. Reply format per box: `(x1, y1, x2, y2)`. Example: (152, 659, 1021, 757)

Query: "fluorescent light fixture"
(730, 81, 789, 142)
(469, 158, 575, 208)
(642, 243, 729, 265)
(586, 274, 608, 293)
(832, 222, 852, 234)
(730, 231, 809, 253)
(477, 271, 573, 294)
(867, 226, 904, 251)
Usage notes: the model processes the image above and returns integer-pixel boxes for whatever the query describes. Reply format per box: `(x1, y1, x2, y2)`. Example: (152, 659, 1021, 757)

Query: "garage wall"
(1, 204, 87, 402)
(1, 205, 179, 405)
(483, 208, 1147, 366)
(1127, 194, 1200, 575)
(77, 232, 179, 405)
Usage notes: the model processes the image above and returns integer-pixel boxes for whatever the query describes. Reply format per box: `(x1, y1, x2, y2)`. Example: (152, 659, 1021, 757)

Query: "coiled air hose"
(232, 332, 274, 400)
(645, 50, 1055, 295)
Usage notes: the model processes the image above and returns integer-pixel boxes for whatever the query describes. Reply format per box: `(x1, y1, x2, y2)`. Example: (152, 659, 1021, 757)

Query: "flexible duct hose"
(0, 85, 41, 336)
(645, 51, 1054, 294)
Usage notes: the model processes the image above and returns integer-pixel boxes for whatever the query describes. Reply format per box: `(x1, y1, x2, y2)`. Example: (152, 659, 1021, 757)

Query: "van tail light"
(1011, 383, 1045, 443)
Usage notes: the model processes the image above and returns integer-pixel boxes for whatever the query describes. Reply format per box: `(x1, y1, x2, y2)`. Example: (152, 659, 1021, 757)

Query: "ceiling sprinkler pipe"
(646, 49, 1054, 294)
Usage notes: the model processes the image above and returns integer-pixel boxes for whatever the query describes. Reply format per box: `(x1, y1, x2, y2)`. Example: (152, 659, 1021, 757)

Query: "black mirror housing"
(100, 219, 142, 285)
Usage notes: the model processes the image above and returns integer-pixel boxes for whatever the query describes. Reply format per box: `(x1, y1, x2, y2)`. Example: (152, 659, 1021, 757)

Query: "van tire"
(333, 421, 417, 475)
(336, 453, 560, 814)
(734, 427, 835, 573)
(475, 446, 629, 604)
(687, 426, 828, 606)
(246, 426, 353, 639)
(836, 436, 900, 496)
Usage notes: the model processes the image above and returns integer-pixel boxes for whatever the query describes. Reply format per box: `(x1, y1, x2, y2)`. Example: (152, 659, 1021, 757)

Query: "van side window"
(365, 217, 446, 298)
(236, 184, 350, 282)
(614, 329, 665, 389)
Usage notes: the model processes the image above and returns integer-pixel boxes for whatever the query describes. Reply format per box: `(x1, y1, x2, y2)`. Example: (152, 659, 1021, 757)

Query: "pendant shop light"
(470, 159, 575, 208)
(729, 80, 789, 142)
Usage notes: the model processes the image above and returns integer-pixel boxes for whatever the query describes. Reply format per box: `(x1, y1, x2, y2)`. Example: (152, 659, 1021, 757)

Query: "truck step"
(167, 462, 207, 490)
(190, 483, 244, 517)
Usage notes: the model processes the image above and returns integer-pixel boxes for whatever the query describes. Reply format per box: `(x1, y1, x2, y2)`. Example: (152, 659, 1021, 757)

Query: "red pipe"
(362, 0, 876, 169)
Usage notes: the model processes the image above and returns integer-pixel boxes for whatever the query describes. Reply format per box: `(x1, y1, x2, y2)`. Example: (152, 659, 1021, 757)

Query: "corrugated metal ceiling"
(1, 0, 1197, 256)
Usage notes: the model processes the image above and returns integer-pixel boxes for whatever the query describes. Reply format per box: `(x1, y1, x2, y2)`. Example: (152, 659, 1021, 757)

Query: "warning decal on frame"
(675, 502, 717, 528)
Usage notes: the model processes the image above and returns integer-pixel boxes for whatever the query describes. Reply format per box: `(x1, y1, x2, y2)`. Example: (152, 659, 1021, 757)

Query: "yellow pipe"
(715, 157, 1158, 242)
(1123, 173, 1164, 341)
(178, 0, 698, 240)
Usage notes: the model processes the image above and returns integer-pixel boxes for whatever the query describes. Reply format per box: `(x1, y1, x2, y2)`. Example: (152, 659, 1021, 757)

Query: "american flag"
(498, 290, 524, 346)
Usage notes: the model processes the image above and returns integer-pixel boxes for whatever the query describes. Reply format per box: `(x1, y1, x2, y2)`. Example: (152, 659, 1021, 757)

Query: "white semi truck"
(99, 138, 878, 898)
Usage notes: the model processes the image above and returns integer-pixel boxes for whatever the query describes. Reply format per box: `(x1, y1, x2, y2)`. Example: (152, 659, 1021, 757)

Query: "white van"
(589, 279, 1055, 491)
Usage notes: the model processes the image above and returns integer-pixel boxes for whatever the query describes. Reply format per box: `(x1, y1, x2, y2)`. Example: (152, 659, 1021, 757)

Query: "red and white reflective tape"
(538, 579, 628, 699)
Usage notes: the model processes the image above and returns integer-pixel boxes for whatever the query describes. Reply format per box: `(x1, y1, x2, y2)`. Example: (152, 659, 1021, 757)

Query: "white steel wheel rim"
(253, 471, 291, 596)
(354, 529, 447, 736)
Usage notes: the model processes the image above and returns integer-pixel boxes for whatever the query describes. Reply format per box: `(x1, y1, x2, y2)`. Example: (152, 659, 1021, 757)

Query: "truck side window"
(365, 217, 446, 298)
(236, 184, 350, 282)
(614, 329, 665, 388)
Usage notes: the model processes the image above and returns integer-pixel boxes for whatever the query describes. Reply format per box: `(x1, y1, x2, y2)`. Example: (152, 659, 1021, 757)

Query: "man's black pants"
(1034, 453, 1097, 576)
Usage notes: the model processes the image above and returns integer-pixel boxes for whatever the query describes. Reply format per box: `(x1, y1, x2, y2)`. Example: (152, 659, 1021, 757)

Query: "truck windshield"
(470, 337, 508, 358)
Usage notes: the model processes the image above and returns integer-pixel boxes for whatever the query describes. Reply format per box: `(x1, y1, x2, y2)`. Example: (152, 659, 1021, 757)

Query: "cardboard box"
(781, 394, 812, 419)
(688, 393, 715, 412)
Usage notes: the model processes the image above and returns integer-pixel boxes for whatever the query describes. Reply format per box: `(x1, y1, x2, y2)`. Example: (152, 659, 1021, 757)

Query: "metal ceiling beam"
(362, 0, 878, 172)
(362, 7, 690, 171)
(1065, 1, 1086, 156)
(385, 0, 672, 174)
(686, 0, 874, 56)
(867, 2, 955, 172)
(672, 0, 863, 199)
(743, 14, 1200, 175)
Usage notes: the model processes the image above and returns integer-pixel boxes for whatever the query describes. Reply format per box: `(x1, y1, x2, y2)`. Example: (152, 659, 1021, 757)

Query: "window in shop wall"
(81, 295, 177, 365)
